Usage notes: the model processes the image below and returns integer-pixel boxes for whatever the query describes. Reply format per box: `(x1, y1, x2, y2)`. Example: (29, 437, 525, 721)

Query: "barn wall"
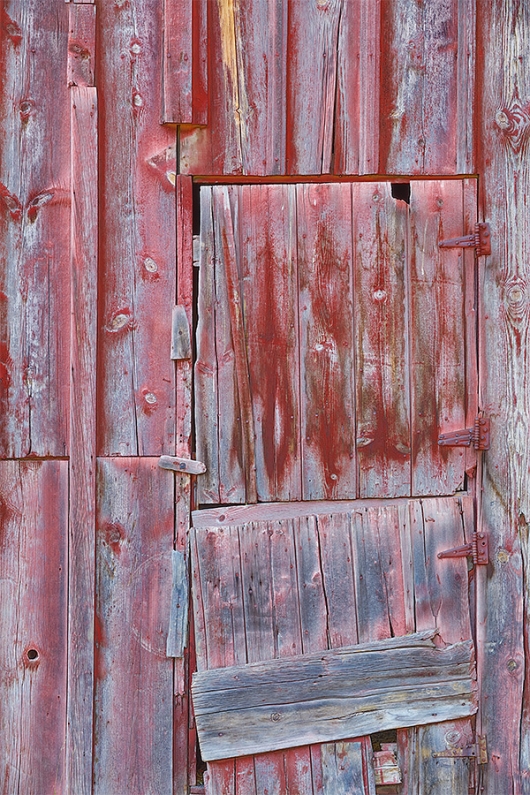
(0, 1, 528, 794)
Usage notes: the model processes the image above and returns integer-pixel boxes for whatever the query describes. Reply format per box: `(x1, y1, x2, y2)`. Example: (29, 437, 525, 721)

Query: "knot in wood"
(495, 100, 530, 152)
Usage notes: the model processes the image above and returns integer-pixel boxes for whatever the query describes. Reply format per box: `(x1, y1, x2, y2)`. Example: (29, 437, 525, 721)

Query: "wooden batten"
(67, 81, 98, 795)
(193, 632, 477, 761)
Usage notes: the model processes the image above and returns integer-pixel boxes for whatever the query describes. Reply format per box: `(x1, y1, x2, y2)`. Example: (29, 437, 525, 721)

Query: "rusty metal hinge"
(433, 735, 488, 764)
(438, 531, 489, 565)
(439, 222, 491, 257)
(438, 415, 490, 451)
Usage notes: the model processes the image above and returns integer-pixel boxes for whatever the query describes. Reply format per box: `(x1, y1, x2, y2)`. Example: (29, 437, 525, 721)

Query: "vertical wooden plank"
(192, 524, 244, 795)
(94, 458, 174, 795)
(237, 184, 300, 502)
(409, 180, 468, 496)
(408, 497, 473, 794)
(213, 187, 257, 502)
(67, 3, 96, 88)
(318, 513, 358, 649)
(195, 188, 221, 504)
(175, 174, 194, 794)
(97, 0, 176, 455)
(333, 0, 381, 176)
(239, 522, 286, 795)
(0, 461, 68, 795)
(456, 0, 476, 173)
(379, 0, 461, 174)
(270, 518, 315, 795)
(179, 0, 286, 176)
(477, 4, 528, 793)
(298, 183, 355, 500)
(213, 188, 246, 503)
(162, 0, 192, 123)
(353, 182, 411, 498)
(0, 1, 70, 457)
(318, 512, 370, 795)
(286, 0, 343, 174)
(67, 83, 98, 795)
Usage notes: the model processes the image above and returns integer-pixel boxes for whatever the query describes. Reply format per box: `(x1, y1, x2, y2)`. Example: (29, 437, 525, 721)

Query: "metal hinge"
(433, 735, 488, 764)
(438, 415, 490, 451)
(439, 222, 491, 257)
(438, 531, 489, 565)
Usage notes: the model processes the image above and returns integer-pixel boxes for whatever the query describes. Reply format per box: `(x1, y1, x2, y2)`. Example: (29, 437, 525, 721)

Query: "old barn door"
(191, 180, 481, 794)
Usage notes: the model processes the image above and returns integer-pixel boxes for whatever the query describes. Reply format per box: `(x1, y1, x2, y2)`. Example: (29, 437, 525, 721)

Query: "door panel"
(194, 181, 476, 505)
(191, 497, 476, 794)
(192, 180, 479, 794)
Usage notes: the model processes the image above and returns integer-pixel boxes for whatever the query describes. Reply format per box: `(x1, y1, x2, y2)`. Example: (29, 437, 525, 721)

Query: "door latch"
(433, 735, 488, 764)
(438, 415, 490, 451)
(438, 531, 489, 565)
(439, 223, 491, 257)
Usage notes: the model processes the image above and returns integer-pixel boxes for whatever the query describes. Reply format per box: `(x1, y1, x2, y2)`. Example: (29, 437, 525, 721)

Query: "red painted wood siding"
(195, 181, 477, 505)
(178, 0, 475, 176)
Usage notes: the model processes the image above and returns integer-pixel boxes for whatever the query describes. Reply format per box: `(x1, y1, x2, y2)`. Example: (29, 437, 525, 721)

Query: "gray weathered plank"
(193, 633, 476, 761)
(166, 550, 189, 658)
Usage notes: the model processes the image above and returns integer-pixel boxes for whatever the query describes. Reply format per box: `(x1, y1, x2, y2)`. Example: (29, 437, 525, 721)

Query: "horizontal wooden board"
(193, 632, 476, 761)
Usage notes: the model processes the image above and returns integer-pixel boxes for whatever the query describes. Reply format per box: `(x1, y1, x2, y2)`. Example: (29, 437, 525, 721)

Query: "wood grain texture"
(353, 183, 410, 497)
(0, 461, 68, 795)
(192, 497, 474, 789)
(97, 0, 176, 455)
(379, 0, 472, 174)
(193, 633, 476, 761)
(477, 2, 528, 792)
(409, 180, 468, 496)
(67, 85, 98, 795)
(179, 0, 472, 176)
(94, 458, 174, 795)
(298, 183, 355, 499)
(237, 185, 300, 502)
(162, 0, 192, 123)
(0, 0, 70, 457)
(195, 188, 222, 503)
(195, 181, 475, 505)
(214, 187, 257, 502)
(67, 3, 95, 87)
(333, 0, 380, 176)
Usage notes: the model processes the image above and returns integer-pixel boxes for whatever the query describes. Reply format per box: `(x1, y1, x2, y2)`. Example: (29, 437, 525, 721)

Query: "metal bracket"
(438, 415, 490, 451)
(433, 735, 488, 764)
(439, 222, 491, 257)
(438, 531, 489, 565)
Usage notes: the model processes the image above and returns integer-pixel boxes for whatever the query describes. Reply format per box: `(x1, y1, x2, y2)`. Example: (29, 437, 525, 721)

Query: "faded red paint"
(99, 521, 127, 556)
(302, 217, 354, 498)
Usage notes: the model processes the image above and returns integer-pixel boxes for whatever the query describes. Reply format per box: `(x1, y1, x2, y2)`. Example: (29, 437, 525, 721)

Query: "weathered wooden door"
(191, 179, 481, 794)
